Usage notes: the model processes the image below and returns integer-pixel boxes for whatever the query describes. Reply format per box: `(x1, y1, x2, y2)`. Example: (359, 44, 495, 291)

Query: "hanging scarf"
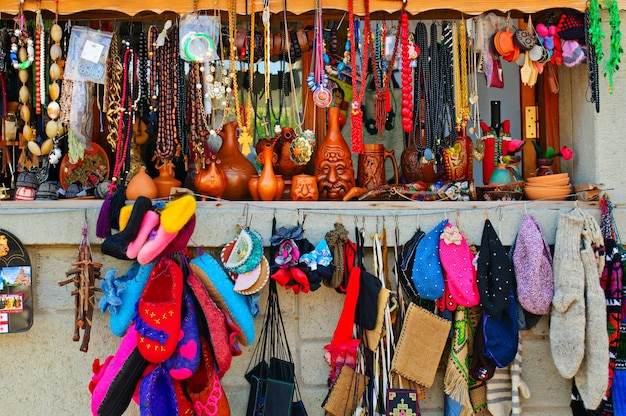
(444, 306, 473, 413)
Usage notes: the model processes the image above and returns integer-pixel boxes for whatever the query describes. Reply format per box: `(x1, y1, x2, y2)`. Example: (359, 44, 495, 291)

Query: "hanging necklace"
(229, 0, 255, 155)
(106, 32, 123, 151)
(457, 19, 470, 130)
(369, 4, 403, 136)
(412, 22, 428, 152)
(399, 5, 415, 135)
(348, 0, 371, 154)
(308, 0, 332, 108)
(261, 0, 274, 136)
(440, 21, 457, 149)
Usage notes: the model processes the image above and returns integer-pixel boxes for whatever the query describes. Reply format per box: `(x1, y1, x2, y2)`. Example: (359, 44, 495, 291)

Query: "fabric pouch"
(387, 389, 420, 415)
(391, 303, 452, 387)
(264, 377, 295, 416)
(322, 365, 369, 416)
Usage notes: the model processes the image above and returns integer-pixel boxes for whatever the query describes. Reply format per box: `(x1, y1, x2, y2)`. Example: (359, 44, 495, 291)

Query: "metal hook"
(497, 205, 504, 222)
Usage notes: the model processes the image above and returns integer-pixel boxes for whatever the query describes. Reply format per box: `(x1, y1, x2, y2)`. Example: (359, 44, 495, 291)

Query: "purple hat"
(562, 40, 585, 67)
(513, 214, 553, 315)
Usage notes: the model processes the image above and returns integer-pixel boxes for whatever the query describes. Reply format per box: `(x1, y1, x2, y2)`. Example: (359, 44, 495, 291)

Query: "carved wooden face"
(290, 174, 319, 201)
(315, 145, 355, 200)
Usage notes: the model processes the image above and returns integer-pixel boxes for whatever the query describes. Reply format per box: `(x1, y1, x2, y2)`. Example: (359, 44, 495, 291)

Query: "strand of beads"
(400, 10, 413, 133)
(45, 23, 64, 156)
(15, 28, 34, 146)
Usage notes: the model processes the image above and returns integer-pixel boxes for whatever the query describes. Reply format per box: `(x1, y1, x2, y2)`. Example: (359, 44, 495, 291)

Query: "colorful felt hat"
(477, 219, 515, 317)
(439, 222, 480, 307)
(412, 219, 448, 301)
(513, 214, 553, 315)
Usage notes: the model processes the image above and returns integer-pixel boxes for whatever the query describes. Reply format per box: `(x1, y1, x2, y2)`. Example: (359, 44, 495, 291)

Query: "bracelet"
(289, 31, 302, 62)
(182, 31, 215, 62)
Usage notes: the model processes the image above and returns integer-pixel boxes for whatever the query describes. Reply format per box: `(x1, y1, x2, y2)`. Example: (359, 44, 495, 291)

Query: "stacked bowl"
(523, 173, 572, 200)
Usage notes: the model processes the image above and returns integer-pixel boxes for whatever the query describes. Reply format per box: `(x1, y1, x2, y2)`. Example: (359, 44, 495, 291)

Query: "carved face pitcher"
(357, 143, 399, 190)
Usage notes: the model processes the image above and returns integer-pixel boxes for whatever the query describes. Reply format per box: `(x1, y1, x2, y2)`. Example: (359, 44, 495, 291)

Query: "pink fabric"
(126, 211, 160, 259)
(136, 225, 179, 265)
(439, 223, 480, 307)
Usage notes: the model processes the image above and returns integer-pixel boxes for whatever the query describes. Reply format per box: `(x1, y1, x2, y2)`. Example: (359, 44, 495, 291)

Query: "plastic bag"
(179, 14, 221, 62)
(64, 26, 113, 84)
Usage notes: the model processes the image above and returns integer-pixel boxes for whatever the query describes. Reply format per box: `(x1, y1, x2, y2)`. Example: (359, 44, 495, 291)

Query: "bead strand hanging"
(347, 0, 371, 154)
(228, 0, 255, 155)
(307, 0, 332, 108)
(458, 19, 470, 130)
(105, 32, 123, 151)
(34, 11, 43, 116)
(370, 4, 403, 136)
(46, 22, 64, 158)
(398, 1, 413, 134)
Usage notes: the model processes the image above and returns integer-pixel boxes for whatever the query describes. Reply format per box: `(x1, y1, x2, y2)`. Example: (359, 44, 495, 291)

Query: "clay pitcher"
(195, 156, 227, 200)
(442, 129, 474, 182)
(255, 143, 280, 201)
(276, 127, 307, 178)
(401, 131, 437, 183)
(357, 143, 399, 190)
(215, 121, 258, 200)
(153, 160, 182, 198)
(126, 166, 158, 200)
(314, 107, 355, 200)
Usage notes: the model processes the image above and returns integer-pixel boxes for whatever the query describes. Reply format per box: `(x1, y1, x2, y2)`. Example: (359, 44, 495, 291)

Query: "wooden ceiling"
(6, 0, 626, 18)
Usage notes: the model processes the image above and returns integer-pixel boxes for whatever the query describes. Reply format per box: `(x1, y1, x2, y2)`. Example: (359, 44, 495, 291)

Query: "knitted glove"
(550, 212, 586, 379)
(574, 239, 609, 410)
(511, 339, 530, 416)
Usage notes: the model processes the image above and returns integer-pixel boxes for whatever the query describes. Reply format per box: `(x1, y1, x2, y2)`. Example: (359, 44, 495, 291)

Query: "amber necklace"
(229, 0, 255, 156)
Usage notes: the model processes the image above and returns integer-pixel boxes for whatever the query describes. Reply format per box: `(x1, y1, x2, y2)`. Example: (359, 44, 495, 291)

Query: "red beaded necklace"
(348, 0, 371, 154)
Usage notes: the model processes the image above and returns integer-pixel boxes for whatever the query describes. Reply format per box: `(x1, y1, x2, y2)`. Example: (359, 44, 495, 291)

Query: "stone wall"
(0, 200, 619, 415)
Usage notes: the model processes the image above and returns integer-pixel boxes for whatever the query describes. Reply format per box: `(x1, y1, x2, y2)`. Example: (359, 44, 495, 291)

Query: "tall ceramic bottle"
(215, 121, 258, 200)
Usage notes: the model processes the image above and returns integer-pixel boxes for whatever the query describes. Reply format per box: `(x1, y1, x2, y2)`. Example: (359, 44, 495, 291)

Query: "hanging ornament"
(399, 6, 414, 133)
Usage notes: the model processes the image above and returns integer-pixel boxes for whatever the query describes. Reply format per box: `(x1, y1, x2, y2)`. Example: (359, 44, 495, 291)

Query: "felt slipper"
(190, 252, 255, 346)
(101, 197, 153, 260)
(172, 378, 195, 415)
(187, 271, 241, 377)
(136, 224, 179, 265)
(90, 324, 149, 416)
(160, 194, 197, 234)
(164, 287, 201, 380)
(136, 258, 184, 363)
(139, 364, 178, 416)
(160, 214, 196, 258)
(184, 336, 231, 415)
(126, 211, 161, 260)
(100, 261, 156, 337)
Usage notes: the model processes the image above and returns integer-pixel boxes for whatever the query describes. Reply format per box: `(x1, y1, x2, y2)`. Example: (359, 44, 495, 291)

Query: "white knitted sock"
(550, 212, 586, 379)
(511, 339, 530, 416)
(487, 366, 512, 416)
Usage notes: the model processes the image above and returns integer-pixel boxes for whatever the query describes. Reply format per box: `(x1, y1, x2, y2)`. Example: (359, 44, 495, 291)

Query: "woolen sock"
(487, 366, 512, 416)
(117, 196, 153, 243)
(574, 240, 609, 410)
(550, 212, 586, 379)
(126, 211, 160, 260)
(511, 339, 530, 416)
(118, 204, 133, 231)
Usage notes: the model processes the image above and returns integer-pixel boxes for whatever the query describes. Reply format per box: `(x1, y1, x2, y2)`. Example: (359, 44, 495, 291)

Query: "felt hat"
(483, 293, 519, 368)
(557, 10, 586, 41)
(477, 219, 515, 317)
(513, 214, 553, 315)
(439, 222, 480, 307)
(138, 364, 178, 416)
(413, 219, 448, 301)
(190, 252, 255, 346)
(469, 312, 496, 382)
(562, 40, 585, 67)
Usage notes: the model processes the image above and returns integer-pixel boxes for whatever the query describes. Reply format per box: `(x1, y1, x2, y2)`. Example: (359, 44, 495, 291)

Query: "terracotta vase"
(314, 107, 355, 200)
(126, 166, 158, 200)
(153, 160, 182, 198)
(195, 156, 227, 200)
(254, 143, 280, 201)
(357, 143, 399, 190)
(215, 121, 258, 200)
(248, 175, 260, 201)
(276, 127, 307, 179)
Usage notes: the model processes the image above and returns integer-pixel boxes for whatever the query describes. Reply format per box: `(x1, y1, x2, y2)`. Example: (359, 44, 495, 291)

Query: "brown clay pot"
(126, 166, 158, 200)
(276, 127, 307, 179)
(153, 160, 182, 198)
(314, 107, 355, 200)
(195, 156, 227, 200)
(215, 121, 258, 200)
(248, 175, 260, 201)
(290, 174, 319, 201)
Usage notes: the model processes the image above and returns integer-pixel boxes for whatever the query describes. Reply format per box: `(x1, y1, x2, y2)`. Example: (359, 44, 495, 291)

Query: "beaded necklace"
(189, 62, 208, 169)
(155, 25, 180, 160)
(369, 2, 403, 136)
(310, 0, 332, 108)
(439, 21, 456, 149)
(111, 48, 133, 189)
(399, 6, 414, 134)
(457, 19, 470, 129)
(411, 22, 428, 151)
(585, 8, 601, 113)
(229, 0, 255, 156)
(348, 0, 371, 154)
(106, 32, 123, 150)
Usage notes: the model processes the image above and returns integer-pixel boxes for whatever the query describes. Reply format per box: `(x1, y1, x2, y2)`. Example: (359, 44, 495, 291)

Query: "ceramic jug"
(215, 121, 258, 200)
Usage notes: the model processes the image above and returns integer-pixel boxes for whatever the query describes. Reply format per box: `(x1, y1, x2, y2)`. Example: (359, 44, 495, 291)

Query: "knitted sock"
(511, 339, 530, 416)
(487, 366, 512, 416)
(574, 240, 609, 410)
(550, 212, 586, 379)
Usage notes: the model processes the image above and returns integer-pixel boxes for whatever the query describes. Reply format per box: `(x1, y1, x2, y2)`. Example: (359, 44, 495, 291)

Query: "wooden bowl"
(524, 177, 570, 186)
(523, 184, 571, 200)
(526, 173, 569, 183)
